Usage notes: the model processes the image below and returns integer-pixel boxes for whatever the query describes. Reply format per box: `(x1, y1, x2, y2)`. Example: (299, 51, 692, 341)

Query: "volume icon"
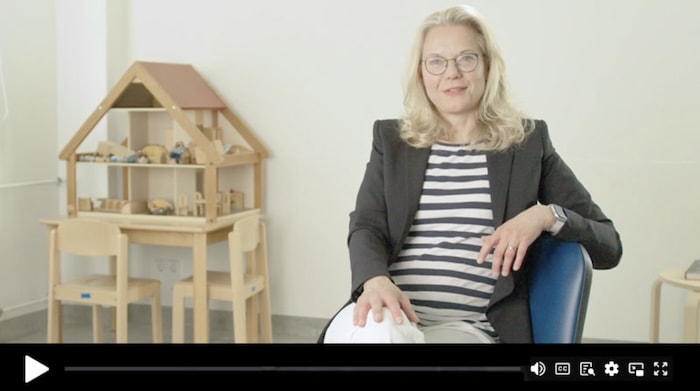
(530, 361, 546, 376)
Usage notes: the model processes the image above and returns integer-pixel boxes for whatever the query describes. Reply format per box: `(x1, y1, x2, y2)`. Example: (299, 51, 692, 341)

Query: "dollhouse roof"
(59, 61, 268, 163)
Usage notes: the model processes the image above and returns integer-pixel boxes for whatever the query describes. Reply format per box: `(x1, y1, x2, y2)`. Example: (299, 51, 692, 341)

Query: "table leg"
(649, 277, 663, 342)
(47, 228, 61, 343)
(109, 255, 116, 332)
(683, 291, 700, 343)
(193, 232, 208, 343)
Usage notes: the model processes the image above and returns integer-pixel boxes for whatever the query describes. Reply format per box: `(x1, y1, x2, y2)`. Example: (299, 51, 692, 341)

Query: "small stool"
(649, 268, 700, 342)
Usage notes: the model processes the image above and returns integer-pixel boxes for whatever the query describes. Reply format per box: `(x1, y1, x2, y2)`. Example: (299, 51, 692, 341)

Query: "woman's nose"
(444, 59, 462, 77)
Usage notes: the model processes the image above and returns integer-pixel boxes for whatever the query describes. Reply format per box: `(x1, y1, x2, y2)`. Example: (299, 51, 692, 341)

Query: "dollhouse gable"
(59, 61, 269, 164)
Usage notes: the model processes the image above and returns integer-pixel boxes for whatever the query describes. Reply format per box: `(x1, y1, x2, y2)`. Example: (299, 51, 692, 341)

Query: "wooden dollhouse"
(59, 61, 269, 224)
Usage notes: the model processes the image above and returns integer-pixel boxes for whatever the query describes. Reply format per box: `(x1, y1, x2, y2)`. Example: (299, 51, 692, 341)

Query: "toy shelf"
(59, 61, 268, 224)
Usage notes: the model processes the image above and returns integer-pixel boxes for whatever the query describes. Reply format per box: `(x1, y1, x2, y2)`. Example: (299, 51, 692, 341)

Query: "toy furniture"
(58, 61, 269, 223)
(171, 214, 272, 343)
(46, 219, 163, 343)
(649, 268, 700, 342)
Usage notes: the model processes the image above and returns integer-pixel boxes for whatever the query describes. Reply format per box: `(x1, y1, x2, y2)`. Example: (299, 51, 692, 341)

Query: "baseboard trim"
(0, 297, 47, 321)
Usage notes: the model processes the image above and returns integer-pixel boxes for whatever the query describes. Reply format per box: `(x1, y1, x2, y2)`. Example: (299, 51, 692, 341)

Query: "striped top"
(388, 142, 498, 339)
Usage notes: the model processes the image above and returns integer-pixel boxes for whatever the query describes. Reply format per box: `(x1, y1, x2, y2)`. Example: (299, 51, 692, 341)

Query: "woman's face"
(421, 24, 487, 120)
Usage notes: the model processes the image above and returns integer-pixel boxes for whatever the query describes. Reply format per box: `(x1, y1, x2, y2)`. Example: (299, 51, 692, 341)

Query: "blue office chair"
(528, 236, 593, 343)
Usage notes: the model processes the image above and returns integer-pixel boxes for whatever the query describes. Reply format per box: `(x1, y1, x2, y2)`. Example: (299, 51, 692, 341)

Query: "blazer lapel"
(486, 150, 514, 227)
(486, 149, 517, 306)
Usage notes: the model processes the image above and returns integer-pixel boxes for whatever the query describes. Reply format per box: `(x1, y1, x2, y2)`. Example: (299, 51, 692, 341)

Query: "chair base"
(171, 271, 272, 343)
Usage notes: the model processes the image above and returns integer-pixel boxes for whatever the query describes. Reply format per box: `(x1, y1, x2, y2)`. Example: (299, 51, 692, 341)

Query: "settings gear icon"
(604, 361, 620, 376)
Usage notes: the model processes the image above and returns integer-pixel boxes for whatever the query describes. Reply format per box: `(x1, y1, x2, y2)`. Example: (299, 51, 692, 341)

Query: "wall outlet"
(155, 259, 180, 274)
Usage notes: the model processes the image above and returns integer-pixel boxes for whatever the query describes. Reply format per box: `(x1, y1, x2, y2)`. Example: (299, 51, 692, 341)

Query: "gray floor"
(0, 304, 328, 344)
(1, 305, 626, 344)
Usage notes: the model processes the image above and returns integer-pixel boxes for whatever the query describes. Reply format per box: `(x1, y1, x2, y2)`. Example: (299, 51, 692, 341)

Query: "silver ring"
(507, 245, 516, 251)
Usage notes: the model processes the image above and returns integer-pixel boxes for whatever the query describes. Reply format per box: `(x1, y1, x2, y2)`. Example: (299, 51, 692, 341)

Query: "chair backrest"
(527, 236, 593, 343)
(228, 214, 263, 276)
(228, 214, 261, 254)
(55, 218, 125, 257)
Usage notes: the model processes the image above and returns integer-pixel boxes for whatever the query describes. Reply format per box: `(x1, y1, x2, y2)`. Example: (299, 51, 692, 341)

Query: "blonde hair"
(400, 5, 533, 151)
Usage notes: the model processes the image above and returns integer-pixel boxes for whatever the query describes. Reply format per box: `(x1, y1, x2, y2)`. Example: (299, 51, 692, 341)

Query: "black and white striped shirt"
(389, 142, 498, 338)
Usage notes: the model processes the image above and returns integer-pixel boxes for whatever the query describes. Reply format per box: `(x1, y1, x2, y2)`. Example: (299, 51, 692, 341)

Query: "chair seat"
(173, 271, 265, 301)
(54, 274, 161, 305)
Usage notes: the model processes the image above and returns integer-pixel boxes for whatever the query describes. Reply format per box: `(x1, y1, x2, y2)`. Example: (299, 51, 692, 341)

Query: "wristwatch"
(547, 204, 567, 235)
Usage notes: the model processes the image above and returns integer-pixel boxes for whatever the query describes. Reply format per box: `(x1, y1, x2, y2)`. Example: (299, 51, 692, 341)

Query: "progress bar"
(65, 366, 523, 372)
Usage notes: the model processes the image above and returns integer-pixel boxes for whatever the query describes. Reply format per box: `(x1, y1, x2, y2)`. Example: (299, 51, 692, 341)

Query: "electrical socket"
(155, 259, 180, 274)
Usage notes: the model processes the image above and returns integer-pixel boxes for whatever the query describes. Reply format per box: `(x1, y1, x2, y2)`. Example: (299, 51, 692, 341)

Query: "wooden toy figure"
(169, 141, 190, 164)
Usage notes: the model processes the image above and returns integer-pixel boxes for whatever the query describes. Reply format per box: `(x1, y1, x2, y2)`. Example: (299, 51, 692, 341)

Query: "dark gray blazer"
(324, 118, 622, 343)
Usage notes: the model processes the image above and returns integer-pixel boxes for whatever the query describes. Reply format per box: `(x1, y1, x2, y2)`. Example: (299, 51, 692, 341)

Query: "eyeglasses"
(422, 53, 480, 75)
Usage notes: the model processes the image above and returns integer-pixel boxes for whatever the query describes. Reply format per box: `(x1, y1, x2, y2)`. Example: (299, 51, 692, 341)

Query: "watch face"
(548, 205, 566, 233)
(554, 205, 567, 221)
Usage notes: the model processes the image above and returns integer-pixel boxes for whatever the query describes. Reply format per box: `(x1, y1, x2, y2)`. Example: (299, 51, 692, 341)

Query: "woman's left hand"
(476, 204, 553, 276)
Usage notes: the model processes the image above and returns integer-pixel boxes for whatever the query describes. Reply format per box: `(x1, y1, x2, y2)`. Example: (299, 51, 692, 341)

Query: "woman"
(320, 4, 622, 343)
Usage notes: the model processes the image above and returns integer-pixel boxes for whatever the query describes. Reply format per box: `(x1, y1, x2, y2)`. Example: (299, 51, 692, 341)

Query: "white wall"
(0, 0, 59, 318)
(2, 0, 699, 343)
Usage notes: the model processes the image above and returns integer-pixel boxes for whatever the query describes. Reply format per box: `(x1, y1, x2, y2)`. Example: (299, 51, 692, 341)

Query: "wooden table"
(41, 209, 260, 343)
(649, 268, 700, 342)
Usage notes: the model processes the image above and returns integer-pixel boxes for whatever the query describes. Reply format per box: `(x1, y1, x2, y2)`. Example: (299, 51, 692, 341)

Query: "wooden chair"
(172, 214, 272, 343)
(47, 218, 163, 343)
(220, 191, 231, 214)
(176, 193, 189, 216)
(193, 192, 206, 216)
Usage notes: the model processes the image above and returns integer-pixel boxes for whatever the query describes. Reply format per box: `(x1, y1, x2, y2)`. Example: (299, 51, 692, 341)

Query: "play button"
(25, 355, 49, 383)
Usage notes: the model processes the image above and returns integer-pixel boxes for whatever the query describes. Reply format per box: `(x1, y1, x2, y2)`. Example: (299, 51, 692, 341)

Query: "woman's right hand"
(353, 275, 419, 327)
